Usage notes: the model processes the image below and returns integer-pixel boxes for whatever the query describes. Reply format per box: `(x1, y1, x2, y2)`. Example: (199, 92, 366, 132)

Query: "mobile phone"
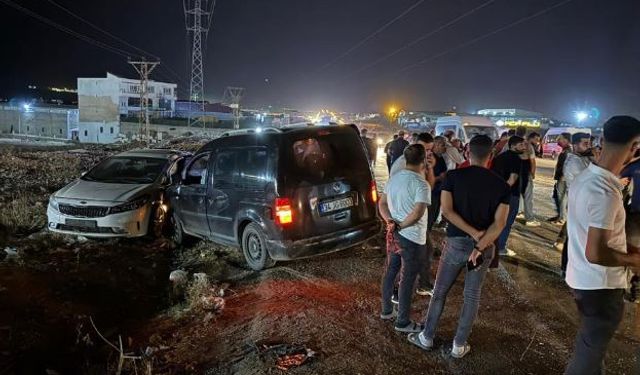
(467, 254, 484, 272)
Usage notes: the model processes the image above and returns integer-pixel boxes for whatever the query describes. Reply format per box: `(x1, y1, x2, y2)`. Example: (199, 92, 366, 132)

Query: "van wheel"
(169, 212, 185, 246)
(242, 223, 275, 271)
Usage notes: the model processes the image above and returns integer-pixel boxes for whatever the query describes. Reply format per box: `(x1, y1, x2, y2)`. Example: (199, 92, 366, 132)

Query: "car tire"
(241, 222, 275, 271)
(147, 204, 167, 238)
(169, 212, 185, 246)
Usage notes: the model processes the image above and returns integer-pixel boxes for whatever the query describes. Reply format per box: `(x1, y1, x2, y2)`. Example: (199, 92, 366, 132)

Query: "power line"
(395, 0, 575, 75)
(0, 0, 135, 58)
(343, 0, 497, 79)
(45, 0, 158, 60)
(45, 0, 189, 85)
(317, 0, 429, 72)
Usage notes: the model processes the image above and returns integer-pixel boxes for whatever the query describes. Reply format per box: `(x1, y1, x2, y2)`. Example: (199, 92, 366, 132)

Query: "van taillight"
(370, 181, 378, 203)
(275, 198, 293, 225)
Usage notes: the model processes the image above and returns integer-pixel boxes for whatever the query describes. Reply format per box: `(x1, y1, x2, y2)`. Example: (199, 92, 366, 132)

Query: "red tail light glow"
(275, 197, 293, 225)
(370, 181, 378, 203)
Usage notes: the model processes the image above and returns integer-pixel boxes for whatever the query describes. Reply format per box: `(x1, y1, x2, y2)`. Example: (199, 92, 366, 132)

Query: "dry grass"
(0, 193, 46, 233)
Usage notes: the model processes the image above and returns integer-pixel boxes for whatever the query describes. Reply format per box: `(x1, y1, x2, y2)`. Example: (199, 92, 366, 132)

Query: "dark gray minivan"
(167, 125, 381, 270)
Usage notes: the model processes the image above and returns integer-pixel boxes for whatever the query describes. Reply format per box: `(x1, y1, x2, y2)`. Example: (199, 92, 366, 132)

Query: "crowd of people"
(373, 116, 640, 373)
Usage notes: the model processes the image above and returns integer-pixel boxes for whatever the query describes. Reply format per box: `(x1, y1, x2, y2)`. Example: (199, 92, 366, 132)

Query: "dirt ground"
(0, 147, 638, 374)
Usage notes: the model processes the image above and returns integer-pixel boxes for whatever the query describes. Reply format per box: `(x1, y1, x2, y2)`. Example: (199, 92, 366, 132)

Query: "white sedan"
(47, 149, 189, 238)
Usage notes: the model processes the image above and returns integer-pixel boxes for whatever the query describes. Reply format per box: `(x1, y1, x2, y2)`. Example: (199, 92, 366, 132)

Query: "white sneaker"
(516, 213, 525, 220)
(451, 342, 471, 358)
(525, 220, 541, 227)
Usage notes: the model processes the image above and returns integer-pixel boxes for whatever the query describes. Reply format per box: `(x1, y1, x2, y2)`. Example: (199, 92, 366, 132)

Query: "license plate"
(65, 219, 97, 228)
(319, 196, 354, 215)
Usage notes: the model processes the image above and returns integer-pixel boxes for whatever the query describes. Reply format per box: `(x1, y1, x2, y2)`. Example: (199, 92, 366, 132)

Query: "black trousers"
(565, 289, 625, 375)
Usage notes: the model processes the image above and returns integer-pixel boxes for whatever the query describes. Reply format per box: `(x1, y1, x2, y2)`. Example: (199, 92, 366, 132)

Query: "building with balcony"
(77, 73, 177, 143)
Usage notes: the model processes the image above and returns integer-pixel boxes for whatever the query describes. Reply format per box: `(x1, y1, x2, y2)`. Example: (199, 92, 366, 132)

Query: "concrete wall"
(0, 105, 77, 139)
(120, 122, 227, 140)
(78, 121, 120, 144)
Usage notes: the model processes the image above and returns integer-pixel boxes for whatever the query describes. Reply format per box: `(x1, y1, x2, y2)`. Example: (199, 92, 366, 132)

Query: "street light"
(575, 111, 588, 123)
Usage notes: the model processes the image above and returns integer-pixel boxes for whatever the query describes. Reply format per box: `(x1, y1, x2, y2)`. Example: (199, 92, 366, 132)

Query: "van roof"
(198, 124, 360, 153)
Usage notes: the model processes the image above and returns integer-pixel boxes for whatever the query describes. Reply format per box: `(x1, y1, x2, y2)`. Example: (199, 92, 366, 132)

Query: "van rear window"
(289, 133, 369, 182)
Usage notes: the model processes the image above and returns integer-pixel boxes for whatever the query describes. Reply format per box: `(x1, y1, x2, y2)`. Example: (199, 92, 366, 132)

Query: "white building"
(77, 73, 177, 143)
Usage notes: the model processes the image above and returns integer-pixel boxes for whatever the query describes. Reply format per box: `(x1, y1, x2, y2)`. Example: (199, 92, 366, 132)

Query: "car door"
(207, 149, 239, 242)
(175, 153, 210, 237)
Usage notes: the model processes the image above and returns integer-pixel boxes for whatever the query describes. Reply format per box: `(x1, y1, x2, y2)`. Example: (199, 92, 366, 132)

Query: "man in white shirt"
(565, 116, 640, 375)
(379, 144, 430, 333)
(557, 132, 594, 270)
(389, 133, 436, 295)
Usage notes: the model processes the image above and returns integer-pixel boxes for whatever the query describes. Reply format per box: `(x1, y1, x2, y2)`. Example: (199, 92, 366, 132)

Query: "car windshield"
(82, 156, 167, 184)
(464, 125, 497, 140)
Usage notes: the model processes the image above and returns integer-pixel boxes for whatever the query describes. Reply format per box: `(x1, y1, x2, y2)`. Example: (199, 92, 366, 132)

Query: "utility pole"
(224, 86, 244, 129)
(184, 0, 214, 128)
(128, 58, 159, 141)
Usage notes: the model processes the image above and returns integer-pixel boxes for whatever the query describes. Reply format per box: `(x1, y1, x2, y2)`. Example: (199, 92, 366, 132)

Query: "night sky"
(1, 0, 639, 120)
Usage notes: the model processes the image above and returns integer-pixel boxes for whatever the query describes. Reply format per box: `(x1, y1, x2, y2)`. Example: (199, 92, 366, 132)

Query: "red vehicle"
(542, 127, 591, 159)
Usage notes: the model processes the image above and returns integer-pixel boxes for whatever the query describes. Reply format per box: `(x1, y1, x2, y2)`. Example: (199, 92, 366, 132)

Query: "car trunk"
(279, 128, 377, 241)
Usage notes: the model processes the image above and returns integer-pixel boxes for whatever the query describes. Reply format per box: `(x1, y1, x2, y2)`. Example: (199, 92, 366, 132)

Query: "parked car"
(167, 125, 381, 270)
(47, 149, 190, 238)
(542, 127, 592, 159)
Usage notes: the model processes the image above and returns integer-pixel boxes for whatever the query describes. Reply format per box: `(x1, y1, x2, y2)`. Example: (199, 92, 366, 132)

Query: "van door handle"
(334, 212, 348, 221)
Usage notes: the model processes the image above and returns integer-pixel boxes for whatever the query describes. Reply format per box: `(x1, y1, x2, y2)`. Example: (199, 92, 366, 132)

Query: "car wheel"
(147, 204, 167, 238)
(241, 222, 275, 271)
(169, 212, 185, 246)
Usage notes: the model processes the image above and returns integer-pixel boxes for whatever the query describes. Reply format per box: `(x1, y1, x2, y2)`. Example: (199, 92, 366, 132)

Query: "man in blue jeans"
(491, 136, 527, 256)
(379, 144, 431, 333)
(407, 135, 510, 358)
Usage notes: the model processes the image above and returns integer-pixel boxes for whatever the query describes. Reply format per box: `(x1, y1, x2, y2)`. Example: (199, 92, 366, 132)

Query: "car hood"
(55, 179, 154, 203)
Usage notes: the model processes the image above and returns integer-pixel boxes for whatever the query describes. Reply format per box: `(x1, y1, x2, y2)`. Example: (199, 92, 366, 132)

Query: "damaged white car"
(47, 149, 189, 238)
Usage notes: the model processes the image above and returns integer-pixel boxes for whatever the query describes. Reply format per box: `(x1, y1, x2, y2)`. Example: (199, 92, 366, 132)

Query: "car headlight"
(109, 196, 149, 215)
(49, 196, 59, 210)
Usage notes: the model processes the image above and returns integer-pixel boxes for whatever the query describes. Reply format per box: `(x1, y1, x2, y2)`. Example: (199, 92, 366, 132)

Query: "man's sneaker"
(516, 213, 525, 220)
(547, 216, 559, 222)
(553, 241, 564, 252)
(380, 311, 397, 321)
(525, 220, 541, 227)
(451, 343, 471, 359)
(391, 289, 399, 305)
(499, 249, 516, 257)
(552, 219, 566, 226)
(416, 284, 434, 296)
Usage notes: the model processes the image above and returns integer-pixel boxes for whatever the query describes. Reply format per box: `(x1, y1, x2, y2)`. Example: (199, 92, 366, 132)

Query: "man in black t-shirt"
(491, 136, 527, 256)
(549, 132, 572, 224)
(408, 135, 510, 358)
(388, 130, 410, 168)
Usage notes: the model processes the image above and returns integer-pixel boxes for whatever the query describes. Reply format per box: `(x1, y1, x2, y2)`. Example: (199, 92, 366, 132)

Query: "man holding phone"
(407, 135, 510, 358)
